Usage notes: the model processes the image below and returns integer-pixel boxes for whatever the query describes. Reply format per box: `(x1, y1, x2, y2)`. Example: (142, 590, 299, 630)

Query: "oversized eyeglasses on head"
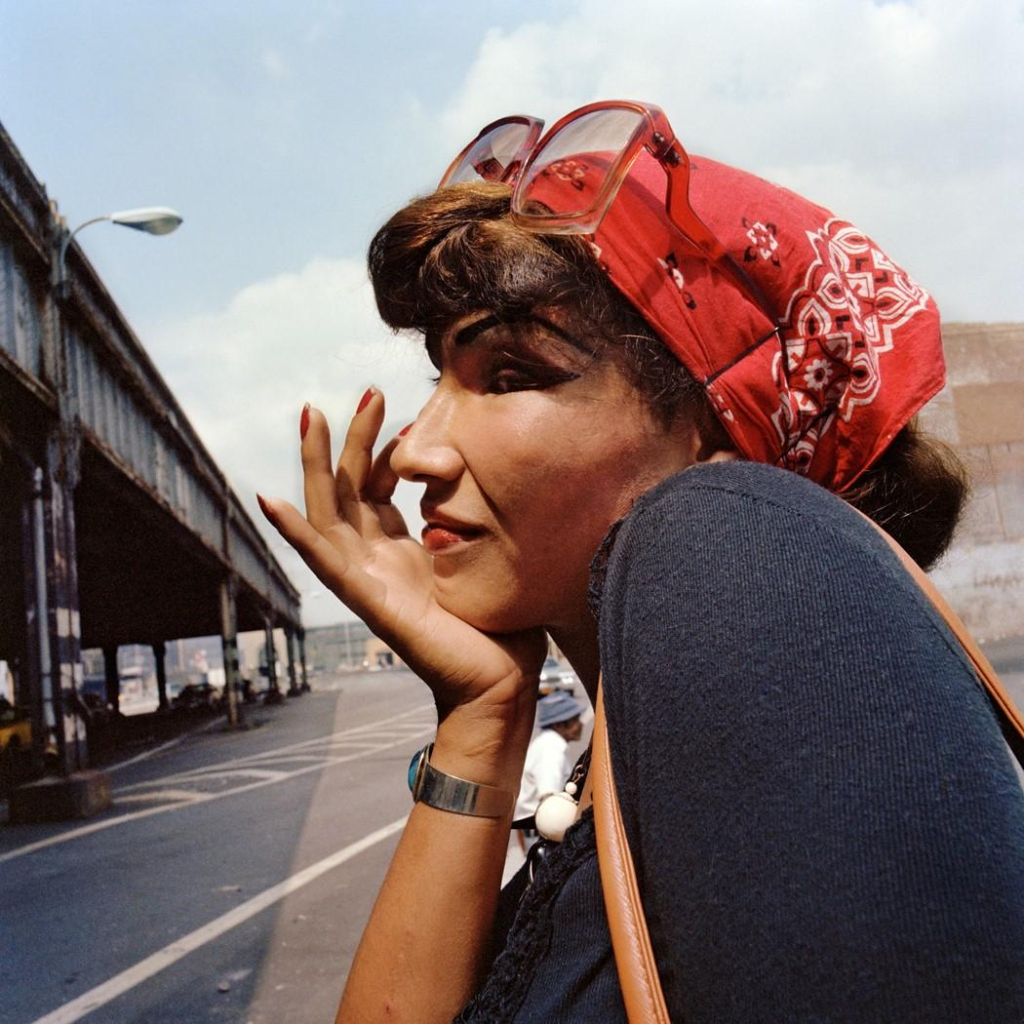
(439, 100, 776, 324)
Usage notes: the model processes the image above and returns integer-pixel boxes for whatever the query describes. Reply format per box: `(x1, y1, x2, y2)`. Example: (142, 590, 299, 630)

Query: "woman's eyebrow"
(527, 315, 597, 356)
(453, 314, 503, 347)
(453, 313, 595, 355)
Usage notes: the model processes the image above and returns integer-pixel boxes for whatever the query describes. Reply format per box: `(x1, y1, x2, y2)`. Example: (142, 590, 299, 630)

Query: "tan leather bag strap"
(592, 517, 1024, 1023)
(592, 683, 671, 1024)
(861, 516, 1024, 762)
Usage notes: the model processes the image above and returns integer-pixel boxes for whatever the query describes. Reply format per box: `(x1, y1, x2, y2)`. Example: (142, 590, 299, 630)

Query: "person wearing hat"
(502, 691, 585, 884)
(518, 693, 585, 818)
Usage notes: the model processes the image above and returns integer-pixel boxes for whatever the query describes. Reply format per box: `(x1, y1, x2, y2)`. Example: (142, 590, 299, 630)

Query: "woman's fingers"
(299, 390, 410, 542)
(301, 405, 341, 532)
(367, 436, 411, 538)
(336, 387, 384, 508)
(257, 494, 385, 614)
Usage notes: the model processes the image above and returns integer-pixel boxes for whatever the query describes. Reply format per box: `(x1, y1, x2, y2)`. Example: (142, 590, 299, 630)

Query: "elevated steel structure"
(0, 119, 302, 780)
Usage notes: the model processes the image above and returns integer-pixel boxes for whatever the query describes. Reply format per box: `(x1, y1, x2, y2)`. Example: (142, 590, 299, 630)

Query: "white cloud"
(261, 48, 288, 79)
(139, 0, 1024, 624)
(151, 256, 434, 626)
(432, 0, 1024, 320)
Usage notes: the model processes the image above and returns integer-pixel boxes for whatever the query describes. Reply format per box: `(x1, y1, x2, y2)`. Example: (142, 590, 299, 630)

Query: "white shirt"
(514, 728, 571, 820)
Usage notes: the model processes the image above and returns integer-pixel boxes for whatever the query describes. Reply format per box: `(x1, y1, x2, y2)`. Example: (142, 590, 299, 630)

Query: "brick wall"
(918, 323, 1024, 641)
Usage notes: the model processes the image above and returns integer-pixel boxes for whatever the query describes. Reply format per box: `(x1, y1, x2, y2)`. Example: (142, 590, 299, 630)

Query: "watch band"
(408, 743, 515, 818)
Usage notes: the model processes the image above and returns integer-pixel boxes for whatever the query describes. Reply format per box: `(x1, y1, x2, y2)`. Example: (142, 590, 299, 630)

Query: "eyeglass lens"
(517, 108, 644, 218)
(446, 122, 537, 185)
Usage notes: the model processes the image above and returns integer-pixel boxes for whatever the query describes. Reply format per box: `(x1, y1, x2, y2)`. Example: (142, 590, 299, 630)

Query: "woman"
(258, 102, 1024, 1022)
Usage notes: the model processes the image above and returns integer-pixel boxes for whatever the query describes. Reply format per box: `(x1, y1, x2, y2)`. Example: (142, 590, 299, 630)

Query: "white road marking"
(103, 720, 222, 773)
(167, 768, 290, 783)
(224, 754, 333, 765)
(114, 703, 432, 792)
(30, 816, 408, 1024)
(113, 790, 201, 805)
(0, 705, 433, 865)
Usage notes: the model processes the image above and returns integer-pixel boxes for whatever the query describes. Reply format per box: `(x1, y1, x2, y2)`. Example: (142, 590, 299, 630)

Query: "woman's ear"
(683, 420, 737, 465)
(663, 411, 737, 470)
(670, 399, 738, 465)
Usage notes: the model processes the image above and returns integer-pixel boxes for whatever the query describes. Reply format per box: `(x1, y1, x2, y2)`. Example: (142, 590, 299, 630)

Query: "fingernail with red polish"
(399, 423, 412, 437)
(356, 386, 377, 414)
(256, 493, 276, 525)
(299, 403, 310, 441)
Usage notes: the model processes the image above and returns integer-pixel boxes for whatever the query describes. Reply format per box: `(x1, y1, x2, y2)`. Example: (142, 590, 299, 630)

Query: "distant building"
(303, 621, 401, 674)
(921, 323, 1024, 641)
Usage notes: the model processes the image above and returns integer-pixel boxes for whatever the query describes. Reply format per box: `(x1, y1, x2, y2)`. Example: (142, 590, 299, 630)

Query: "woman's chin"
(435, 588, 540, 635)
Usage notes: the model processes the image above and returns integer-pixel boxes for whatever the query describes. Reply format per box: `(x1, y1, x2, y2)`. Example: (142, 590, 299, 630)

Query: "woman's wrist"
(431, 686, 537, 794)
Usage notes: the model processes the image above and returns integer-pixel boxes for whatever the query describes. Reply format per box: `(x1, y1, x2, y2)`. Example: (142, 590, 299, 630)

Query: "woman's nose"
(389, 393, 464, 484)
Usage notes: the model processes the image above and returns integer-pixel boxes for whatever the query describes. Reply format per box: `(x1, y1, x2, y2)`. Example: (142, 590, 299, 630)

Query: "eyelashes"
(424, 366, 577, 392)
(487, 360, 580, 393)
(426, 351, 581, 393)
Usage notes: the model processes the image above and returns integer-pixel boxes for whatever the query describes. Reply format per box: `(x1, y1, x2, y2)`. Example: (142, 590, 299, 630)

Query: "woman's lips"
(421, 523, 483, 553)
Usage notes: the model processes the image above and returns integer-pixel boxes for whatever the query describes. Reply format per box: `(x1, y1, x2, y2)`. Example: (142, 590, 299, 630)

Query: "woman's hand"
(257, 390, 547, 725)
(264, 391, 546, 1024)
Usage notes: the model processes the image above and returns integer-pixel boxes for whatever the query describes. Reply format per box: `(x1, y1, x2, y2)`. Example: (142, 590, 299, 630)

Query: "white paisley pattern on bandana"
(771, 218, 930, 473)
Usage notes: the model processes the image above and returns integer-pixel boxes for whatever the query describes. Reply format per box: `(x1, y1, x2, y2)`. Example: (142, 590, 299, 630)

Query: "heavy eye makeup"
(426, 314, 596, 394)
(485, 352, 579, 393)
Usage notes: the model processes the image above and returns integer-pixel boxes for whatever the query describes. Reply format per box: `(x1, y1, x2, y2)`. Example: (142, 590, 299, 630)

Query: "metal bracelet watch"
(407, 743, 515, 818)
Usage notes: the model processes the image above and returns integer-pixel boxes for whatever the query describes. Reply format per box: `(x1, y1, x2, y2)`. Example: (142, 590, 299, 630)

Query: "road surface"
(1, 670, 433, 1024)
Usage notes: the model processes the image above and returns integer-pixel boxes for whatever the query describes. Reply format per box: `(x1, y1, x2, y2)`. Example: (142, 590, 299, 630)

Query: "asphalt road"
(2, 644, 1021, 1024)
(1, 670, 435, 1024)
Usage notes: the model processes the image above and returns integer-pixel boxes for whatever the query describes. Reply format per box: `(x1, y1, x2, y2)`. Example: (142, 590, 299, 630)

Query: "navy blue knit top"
(457, 462, 1024, 1023)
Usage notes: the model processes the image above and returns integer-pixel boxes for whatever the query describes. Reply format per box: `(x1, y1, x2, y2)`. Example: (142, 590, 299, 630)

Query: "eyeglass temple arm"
(663, 167, 778, 325)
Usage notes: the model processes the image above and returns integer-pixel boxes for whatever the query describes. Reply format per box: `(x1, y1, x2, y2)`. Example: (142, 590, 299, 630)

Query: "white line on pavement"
(30, 816, 408, 1024)
(103, 718, 224, 773)
(114, 702, 433, 791)
(0, 719, 432, 865)
(114, 789, 202, 805)
(170, 768, 291, 783)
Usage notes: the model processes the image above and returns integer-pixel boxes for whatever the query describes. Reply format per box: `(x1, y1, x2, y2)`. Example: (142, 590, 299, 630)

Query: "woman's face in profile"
(389, 311, 696, 634)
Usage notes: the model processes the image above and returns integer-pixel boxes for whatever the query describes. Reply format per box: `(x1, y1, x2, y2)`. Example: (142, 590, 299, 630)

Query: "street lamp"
(40, 202, 183, 775)
(56, 205, 183, 296)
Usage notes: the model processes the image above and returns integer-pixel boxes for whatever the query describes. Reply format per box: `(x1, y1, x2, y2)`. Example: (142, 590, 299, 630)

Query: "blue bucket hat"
(538, 692, 584, 728)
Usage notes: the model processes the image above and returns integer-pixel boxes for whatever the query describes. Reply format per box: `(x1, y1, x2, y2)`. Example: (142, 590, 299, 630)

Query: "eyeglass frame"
(439, 100, 778, 326)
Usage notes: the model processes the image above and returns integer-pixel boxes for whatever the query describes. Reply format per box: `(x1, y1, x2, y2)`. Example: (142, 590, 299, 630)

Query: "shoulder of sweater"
(632, 460, 848, 519)
(611, 460, 892, 575)
(628, 460, 877, 538)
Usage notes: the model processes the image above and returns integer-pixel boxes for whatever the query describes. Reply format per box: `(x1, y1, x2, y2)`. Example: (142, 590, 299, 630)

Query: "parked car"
(172, 682, 223, 712)
(0, 701, 32, 794)
(538, 657, 578, 696)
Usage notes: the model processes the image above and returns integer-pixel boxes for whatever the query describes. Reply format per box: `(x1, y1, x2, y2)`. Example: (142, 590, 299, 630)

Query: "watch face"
(408, 746, 428, 796)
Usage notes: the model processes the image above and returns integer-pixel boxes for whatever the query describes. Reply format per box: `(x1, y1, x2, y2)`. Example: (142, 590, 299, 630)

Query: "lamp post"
(40, 203, 182, 778)
(55, 206, 183, 297)
(9, 198, 186, 821)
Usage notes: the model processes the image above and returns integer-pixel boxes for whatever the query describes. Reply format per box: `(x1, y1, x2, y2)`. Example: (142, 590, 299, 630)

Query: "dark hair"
(368, 183, 728, 442)
(843, 421, 969, 570)
(368, 182, 966, 569)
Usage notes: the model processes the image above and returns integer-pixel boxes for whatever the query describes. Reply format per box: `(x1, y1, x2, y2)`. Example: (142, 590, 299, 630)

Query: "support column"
(219, 578, 241, 727)
(4, 209, 108, 822)
(44, 236, 88, 776)
(153, 641, 169, 711)
(298, 628, 309, 692)
(35, 433, 88, 773)
(102, 645, 120, 714)
(24, 467, 50, 776)
(285, 627, 300, 697)
(263, 619, 283, 704)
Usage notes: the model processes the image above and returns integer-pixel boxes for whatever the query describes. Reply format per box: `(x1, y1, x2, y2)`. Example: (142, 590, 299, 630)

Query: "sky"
(2, 0, 1022, 627)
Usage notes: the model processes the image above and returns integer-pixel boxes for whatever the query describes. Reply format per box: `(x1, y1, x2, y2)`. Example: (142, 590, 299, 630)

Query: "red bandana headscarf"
(533, 151, 944, 492)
